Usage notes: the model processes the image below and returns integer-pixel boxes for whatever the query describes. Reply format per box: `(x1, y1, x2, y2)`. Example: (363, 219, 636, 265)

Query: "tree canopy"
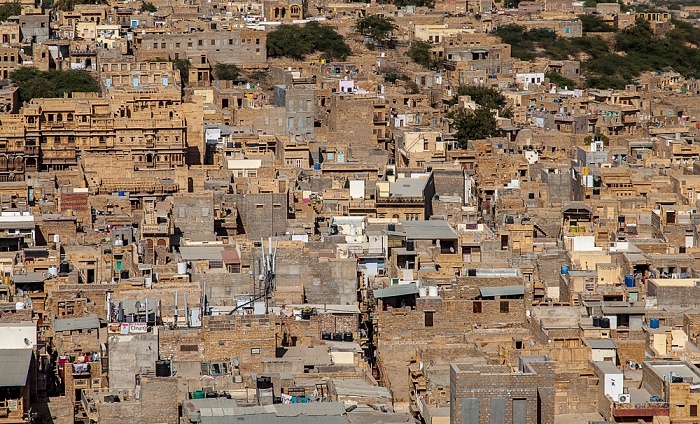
(494, 17, 700, 89)
(0, 1, 21, 22)
(267, 22, 351, 61)
(354, 15, 396, 44)
(545, 71, 576, 89)
(140, 1, 157, 12)
(171, 59, 190, 84)
(406, 41, 442, 69)
(449, 86, 511, 116)
(578, 14, 617, 32)
(449, 107, 500, 148)
(214, 63, 240, 81)
(447, 86, 510, 148)
(10, 68, 100, 103)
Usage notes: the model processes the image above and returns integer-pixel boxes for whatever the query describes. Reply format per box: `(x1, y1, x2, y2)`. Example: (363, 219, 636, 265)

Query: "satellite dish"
(24, 338, 31, 347)
(134, 301, 142, 311)
(232, 358, 239, 368)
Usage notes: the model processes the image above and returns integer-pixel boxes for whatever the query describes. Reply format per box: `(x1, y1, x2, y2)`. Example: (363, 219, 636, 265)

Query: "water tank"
(192, 391, 205, 399)
(561, 265, 569, 275)
(418, 287, 427, 297)
(48, 266, 59, 277)
(155, 360, 171, 377)
(177, 262, 187, 275)
(15, 302, 25, 311)
(428, 286, 439, 297)
(333, 332, 343, 342)
(388, 223, 395, 232)
(53, 234, 60, 244)
(60, 263, 70, 274)
(592, 317, 601, 327)
(343, 332, 353, 342)
(313, 163, 321, 170)
(256, 376, 272, 389)
(118, 190, 125, 196)
(468, 269, 477, 277)
(679, 246, 686, 254)
(624, 274, 635, 288)
(406, 240, 415, 251)
(600, 318, 610, 329)
(650, 318, 660, 329)
(321, 331, 332, 340)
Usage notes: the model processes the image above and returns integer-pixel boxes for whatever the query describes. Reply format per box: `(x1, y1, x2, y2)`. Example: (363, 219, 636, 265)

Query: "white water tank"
(418, 287, 427, 297)
(15, 302, 25, 310)
(53, 234, 60, 243)
(177, 262, 187, 275)
(48, 266, 59, 277)
(428, 286, 439, 297)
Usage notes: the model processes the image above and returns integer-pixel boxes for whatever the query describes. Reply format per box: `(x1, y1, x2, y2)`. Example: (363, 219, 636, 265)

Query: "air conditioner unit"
(617, 394, 630, 404)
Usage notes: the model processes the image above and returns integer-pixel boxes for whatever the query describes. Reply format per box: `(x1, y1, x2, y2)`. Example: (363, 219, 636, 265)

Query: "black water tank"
(680, 246, 687, 253)
(333, 332, 343, 342)
(592, 317, 601, 327)
(388, 223, 395, 232)
(343, 332, 353, 342)
(468, 269, 477, 277)
(256, 376, 272, 389)
(60, 262, 70, 273)
(321, 331, 332, 340)
(406, 240, 415, 251)
(155, 360, 171, 377)
(600, 318, 610, 329)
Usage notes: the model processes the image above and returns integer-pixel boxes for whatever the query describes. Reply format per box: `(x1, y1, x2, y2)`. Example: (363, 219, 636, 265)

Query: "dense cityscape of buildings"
(0, 0, 700, 423)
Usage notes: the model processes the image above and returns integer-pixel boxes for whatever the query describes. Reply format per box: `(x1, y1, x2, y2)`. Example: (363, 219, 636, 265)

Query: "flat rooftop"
(645, 361, 700, 384)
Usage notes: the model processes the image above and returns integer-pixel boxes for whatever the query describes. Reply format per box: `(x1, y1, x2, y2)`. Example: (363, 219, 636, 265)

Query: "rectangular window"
(500, 301, 509, 313)
(473, 301, 482, 314)
(691, 405, 698, 417)
(424, 311, 434, 327)
(180, 344, 198, 352)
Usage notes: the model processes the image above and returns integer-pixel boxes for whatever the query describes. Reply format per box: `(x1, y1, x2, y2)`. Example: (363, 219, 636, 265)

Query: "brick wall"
(158, 314, 277, 373)
(450, 360, 555, 424)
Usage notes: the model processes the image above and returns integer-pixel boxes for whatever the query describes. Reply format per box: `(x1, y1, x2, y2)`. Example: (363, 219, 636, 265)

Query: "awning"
(479, 285, 525, 298)
(373, 283, 418, 299)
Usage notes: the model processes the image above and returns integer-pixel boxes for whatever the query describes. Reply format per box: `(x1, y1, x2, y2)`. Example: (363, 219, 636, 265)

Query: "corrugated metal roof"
(0, 349, 32, 387)
(373, 283, 418, 299)
(54, 316, 99, 332)
(479, 285, 525, 298)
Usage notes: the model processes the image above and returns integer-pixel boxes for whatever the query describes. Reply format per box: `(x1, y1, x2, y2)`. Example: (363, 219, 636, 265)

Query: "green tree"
(354, 15, 396, 44)
(171, 58, 190, 84)
(545, 71, 576, 89)
(503, 0, 523, 8)
(578, 14, 617, 32)
(449, 107, 499, 148)
(449, 85, 510, 116)
(249, 70, 269, 82)
(393, 0, 435, 8)
(0, 1, 21, 22)
(407, 40, 442, 69)
(214, 63, 240, 80)
(10, 69, 99, 103)
(267, 22, 351, 61)
(140, 1, 157, 12)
